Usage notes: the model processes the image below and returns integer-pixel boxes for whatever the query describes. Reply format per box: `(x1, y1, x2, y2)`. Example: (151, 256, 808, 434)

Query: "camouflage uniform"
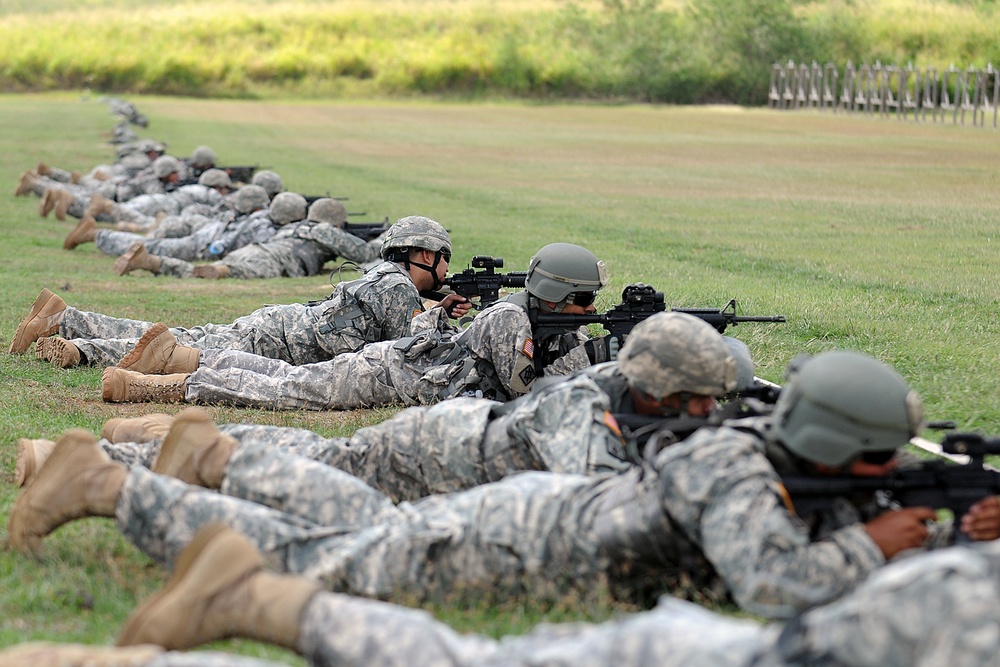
(150, 219, 384, 279)
(183, 298, 592, 410)
(112, 415, 954, 616)
(93, 208, 274, 262)
(95, 183, 226, 230)
(294, 540, 1000, 667)
(52, 260, 424, 367)
(100, 364, 639, 505)
(6, 543, 1000, 666)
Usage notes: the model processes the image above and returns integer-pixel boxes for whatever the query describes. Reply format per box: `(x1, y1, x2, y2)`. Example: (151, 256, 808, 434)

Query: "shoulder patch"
(522, 337, 534, 360)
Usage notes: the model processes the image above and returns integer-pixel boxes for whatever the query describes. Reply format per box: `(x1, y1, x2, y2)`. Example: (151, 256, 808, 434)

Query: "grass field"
(0, 93, 998, 660)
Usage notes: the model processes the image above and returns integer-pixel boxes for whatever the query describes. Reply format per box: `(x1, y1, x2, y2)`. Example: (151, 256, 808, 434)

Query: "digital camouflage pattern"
(103, 184, 226, 232)
(99, 365, 636, 503)
(94, 208, 274, 262)
(54, 260, 423, 367)
(617, 312, 737, 399)
(110, 414, 957, 617)
(151, 219, 384, 279)
(4, 542, 999, 666)
(297, 541, 1000, 667)
(182, 298, 591, 410)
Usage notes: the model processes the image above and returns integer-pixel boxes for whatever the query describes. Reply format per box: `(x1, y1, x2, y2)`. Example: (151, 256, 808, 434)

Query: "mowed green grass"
(0, 94, 998, 658)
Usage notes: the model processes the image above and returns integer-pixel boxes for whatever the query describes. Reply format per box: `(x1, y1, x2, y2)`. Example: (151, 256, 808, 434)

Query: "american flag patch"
(414, 309, 422, 318)
(522, 338, 534, 359)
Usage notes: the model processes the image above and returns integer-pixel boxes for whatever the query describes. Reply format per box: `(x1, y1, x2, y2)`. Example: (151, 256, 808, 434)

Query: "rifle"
(221, 165, 263, 184)
(304, 194, 350, 206)
(782, 432, 1000, 538)
(343, 218, 391, 242)
(673, 299, 787, 334)
(532, 285, 787, 343)
(440, 256, 528, 310)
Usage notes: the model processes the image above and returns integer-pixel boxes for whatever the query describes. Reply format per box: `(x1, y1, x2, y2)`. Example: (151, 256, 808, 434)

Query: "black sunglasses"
(571, 292, 596, 307)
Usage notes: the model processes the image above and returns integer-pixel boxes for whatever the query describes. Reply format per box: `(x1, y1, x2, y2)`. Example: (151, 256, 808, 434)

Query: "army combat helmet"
(152, 155, 181, 179)
(307, 198, 348, 226)
(197, 168, 232, 190)
(231, 184, 269, 214)
(525, 243, 609, 310)
(618, 311, 738, 401)
(268, 192, 308, 226)
(381, 216, 452, 289)
(769, 350, 924, 467)
(189, 145, 216, 171)
(251, 170, 283, 198)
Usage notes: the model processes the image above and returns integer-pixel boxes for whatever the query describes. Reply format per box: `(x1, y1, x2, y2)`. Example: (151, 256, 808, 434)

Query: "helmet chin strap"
(407, 252, 445, 291)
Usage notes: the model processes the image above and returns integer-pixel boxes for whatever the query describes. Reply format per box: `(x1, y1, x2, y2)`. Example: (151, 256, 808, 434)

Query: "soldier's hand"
(439, 294, 472, 319)
(960, 496, 1000, 541)
(864, 507, 936, 559)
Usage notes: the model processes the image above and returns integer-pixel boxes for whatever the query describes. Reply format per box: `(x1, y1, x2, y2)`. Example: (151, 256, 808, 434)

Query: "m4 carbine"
(532, 284, 787, 343)
(782, 432, 1000, 540)
(440, 256, 528, 310)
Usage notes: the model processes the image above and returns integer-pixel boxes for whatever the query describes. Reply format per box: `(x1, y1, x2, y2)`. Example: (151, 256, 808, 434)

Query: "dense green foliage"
(0, 0, 998, 104)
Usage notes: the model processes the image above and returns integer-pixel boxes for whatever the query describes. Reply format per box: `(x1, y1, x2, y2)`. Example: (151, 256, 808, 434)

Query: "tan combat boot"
(36, 162, 51, 176)
(151, 407, 237, 488)
(116, 523, 320, 651)
(14, 170, 38, 196)
(101, 367, 189, 404)
(53, 188, 76, 221)
(8, 429, 127, 556)
(101, 413, 176, 443)
(117, 323, 200, 375)
(8, 288, 67, 354)
(64, 215, 98, 250)
(37, 336, 82, 368)
(14, 438, 56, 488)
(70, 170, 81, 184)
(0, 642, 163, 667)
(39, 187, 59, 217)
(114, 242, 162, 276)
(192, 264, 231, 279)
(85, 191, 116, 219)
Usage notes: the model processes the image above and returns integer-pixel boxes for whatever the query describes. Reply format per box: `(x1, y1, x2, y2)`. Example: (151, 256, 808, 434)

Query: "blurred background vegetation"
(0, 0, 998, 104)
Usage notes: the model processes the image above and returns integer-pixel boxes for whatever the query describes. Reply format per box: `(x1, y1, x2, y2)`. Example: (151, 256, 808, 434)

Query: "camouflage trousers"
(151, 242, 324, 280)
(185, 344, 412, 410)
(59, 303, 334, 367)
(95, 229, 207, 261)
(101, 398, 494, 505)
(302, 545, 1000, 667)
(116, 466, 609, 602)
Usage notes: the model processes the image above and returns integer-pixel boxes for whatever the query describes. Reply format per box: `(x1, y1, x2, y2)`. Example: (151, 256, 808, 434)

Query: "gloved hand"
(584, 334, 620, 364)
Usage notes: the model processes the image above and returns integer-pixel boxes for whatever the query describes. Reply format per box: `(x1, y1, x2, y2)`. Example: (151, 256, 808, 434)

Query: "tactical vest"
(316, 262, 415, 342)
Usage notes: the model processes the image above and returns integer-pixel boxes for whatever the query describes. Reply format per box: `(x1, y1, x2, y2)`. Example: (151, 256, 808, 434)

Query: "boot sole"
(116, 323, 169, 372)
(8, 289, 58, 354)
(114, 242, 145, 276)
